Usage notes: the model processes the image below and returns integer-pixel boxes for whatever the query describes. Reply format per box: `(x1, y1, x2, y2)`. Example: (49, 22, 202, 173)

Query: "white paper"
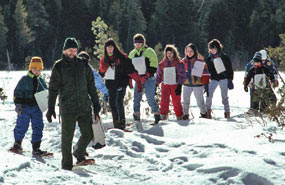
(105, 66, 115, 80)
(92, 115, 105, 149)
(213, 57, 226, 74)
(254, 74, 266, 88)
(191, 61, 205, 77)
(164, 67, 176, 85)
(34, 89, 48, 112)
(132, 56, 146, 75)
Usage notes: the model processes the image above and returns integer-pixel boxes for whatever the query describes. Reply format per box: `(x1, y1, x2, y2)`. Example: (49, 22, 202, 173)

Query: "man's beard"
(66, 53, 75, 60)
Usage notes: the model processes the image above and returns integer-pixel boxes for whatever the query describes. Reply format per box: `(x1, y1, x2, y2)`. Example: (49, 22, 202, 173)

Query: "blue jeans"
(14, 105, 44, 143)
(134, 77, 159, 114)
(206, 79, 230, 112)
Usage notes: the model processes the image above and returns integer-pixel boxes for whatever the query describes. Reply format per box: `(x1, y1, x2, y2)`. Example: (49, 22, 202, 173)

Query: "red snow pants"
(160, 84, 183, 117)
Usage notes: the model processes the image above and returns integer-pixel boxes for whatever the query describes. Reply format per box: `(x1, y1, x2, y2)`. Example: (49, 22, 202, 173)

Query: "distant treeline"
(0, 0, 285, 70)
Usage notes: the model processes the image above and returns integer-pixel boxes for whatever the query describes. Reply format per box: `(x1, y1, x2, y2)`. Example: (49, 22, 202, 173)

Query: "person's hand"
(46, 106, 56, 122)
(103, 93, 109, 102)
(15, 104, 23, 115)
(175, 84, 182, 95)
(244, 86, 248, 92)
(204, 84, 209, 97)
(228, 79, 234, 90)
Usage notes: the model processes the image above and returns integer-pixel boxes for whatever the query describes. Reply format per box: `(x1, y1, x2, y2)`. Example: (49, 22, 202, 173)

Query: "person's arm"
(93, 69, 108, 95)
(144, 48, 158, 75)
(176, 62, 186, 85)
(224, 55, 233, 80)
(48, 64, 61, 108)
(155, 63, 163, 85)
(87, 64, 101, 117)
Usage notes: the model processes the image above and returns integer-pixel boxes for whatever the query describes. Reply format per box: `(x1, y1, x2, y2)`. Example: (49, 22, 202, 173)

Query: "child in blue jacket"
(78, 51, 109, 101)
(10, 57, 48, 155)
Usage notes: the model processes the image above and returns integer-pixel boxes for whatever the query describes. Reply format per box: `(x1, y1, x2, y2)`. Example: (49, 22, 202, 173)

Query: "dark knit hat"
(133, 35, 145, 43)
(29, 56, 44, 70)
(253, 52, 262, 62)
(63, 37, 78, 51)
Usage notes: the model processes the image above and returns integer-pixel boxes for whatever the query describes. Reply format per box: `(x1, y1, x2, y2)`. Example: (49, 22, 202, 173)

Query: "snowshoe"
(74, 159, 95, 167)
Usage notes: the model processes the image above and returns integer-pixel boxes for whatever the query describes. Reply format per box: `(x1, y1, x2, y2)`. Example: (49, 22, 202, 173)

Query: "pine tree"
(24, 0, 50, 57)
(268, 34, 285, 71)
(14, 0, 34, 67)
(0, 6, 8, 69)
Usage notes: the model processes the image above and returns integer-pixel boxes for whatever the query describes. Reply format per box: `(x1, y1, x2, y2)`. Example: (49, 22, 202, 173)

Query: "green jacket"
(129, 45, 158, 76)
(48, 54, 100, 115)
(14, 71, 48, 106)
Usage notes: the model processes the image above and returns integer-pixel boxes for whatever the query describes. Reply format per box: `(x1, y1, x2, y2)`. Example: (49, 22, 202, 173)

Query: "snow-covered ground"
(0, 71, 284, 185)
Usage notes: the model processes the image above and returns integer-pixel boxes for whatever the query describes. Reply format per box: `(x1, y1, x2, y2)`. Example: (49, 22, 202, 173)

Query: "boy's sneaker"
(32, 148, 47, 156)
(73, 153, 86, 164)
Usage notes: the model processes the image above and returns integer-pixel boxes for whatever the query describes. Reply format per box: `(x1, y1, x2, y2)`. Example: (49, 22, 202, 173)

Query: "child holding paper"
(99, 38, 142, 130)
(181, 43, 210, 120)
(10, 57, 49, 155)
(156, 45, 186, 120)
(244, 52, 276, 113)
(205, 39, 233, 119)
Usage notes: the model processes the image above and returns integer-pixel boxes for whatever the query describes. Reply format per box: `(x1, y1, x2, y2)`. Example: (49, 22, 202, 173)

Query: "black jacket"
(244, 65, 275, 88)
(48, 54, 100, 114)
(206, 52, 233, 81)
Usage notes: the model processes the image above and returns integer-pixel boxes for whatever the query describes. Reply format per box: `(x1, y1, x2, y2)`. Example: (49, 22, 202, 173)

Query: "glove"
(272, 80, 279, 88)
(129, 79, 133, 89)
(244, 86, 248, 92)
(175, 84, 182, 95)
(46, 106, 56, 123)
(15, 104, 23, 115)
(103, 93, 109, 102)
(228, 79, 234, 90)
(204, 84, 209, 97)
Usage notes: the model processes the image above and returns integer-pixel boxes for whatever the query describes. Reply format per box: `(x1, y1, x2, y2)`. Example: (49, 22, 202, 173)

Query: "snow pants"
(61, 111, 93, 170)
(160, 84, 183, 117)
(182, 85, 207, 115)
(14, 105, 43, 143)
(206, 79, 230, 112)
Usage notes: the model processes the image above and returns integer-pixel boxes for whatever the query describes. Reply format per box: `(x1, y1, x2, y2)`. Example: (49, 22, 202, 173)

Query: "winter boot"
(224, 112, 230, 119)
(119, 118, 126, 130)
(183, 114, 189, 120)
(133, 112, 140, 122)
(32, 142, 47, 156)
(9, 140, 23, 153)
(73, 153, 86, 164)
(176, 116, 183, 120)
(160, 114, 168, 120)
(207, 109, 212, 119)
(154, 114, 161, 124)
(200, 112, 208, 118)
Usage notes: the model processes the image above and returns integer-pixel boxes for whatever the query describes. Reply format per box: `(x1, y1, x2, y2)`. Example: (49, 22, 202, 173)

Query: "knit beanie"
(29, 56, 44, 70)
(133, 35, 145, 43)
(63, 37, 78, 51)
(253, 52, 262, 62)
